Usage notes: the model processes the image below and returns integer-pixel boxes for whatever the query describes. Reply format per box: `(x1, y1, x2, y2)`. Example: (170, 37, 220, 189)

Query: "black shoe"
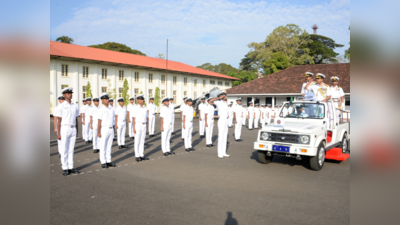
(118, 146, 122, 149)
(239, 139, 243, 142)
(169, 152, 175, 155)
(136, 157, 142, 162)
(170, 140, 172, 143)
(102, 164, 108, 168)
(93, 150, 97, 153)
(130, 137, 134, 140)
(144, 143, 148, 146)
(85, 141, 89, 144)
(172, 132, 175, 135)
(122, 145, 128, 148)
(107, 162, 116, 167)
(190, 148, 195, 151)
(63, 170, 69, 176)
(59, 154, 61, 158)
(89, 140, 93, 143)
(227, 142, 229, 144)
(163, 152, 169, 156)
(211, 144, 215, 147)
(140, 157, 149, 161)
(235, 139, 240, 142)
(113, 138, 117, 141)
(182, 138, 184, 140)
(206, 144, 211, 147)
(69, 169, 80, 174)
(185, 148, 190, 152)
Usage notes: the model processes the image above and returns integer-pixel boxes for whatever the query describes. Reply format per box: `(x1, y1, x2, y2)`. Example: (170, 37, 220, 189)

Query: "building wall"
(50, 59, 232, 114)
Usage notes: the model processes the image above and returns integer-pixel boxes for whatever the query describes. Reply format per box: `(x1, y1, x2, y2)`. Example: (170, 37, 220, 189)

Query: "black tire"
(340, 133, 348, 153)
(309, 142, 325, 171)
(258, 151, 273, 164)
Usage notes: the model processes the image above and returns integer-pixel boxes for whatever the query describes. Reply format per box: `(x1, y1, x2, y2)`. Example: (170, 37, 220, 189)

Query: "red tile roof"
(50, 41, 239, 80)
(226, 63, 350, 94)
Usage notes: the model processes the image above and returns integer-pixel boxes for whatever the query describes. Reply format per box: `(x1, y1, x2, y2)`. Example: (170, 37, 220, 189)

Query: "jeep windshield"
(279, 102, 325, 119)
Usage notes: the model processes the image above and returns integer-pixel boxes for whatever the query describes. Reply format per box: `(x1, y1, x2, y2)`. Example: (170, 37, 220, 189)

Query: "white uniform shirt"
(127, 103, 135, 120)
(254, 107, 261, 118)
(205, 104, 214, 122)
(248, 106, 254, 118)
(98, 105, 115, 128)
(115, 105, 127, 123)
(132, 104, 148, 123)
(270, 109, 277, 118)
(265, 107, 271, 118)
(302, 82, 316, 100)
(214, 100, 229, 119)
(169, 102, 175, 114)
(148, 103, 157, 116)
(228, 106, 234, 116)
(160, 105, 173, 125)
(288, 106, 295, 114)
(307, 83, 332, 102)
(330, 85, 345, 99)
(108, 105, 116, 125)
(80, 104, 87, 116)
(91, 105, 101, 126)
(183, 105, 194, 123)
(282, 107, 289, 116)
(55, 101, 79, 126)
(234, 105, 243, 118)
(85, 105, 92, 121)
(198, 103, 207, 119)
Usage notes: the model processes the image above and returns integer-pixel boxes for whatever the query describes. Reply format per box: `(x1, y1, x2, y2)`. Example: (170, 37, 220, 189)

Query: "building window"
(210, 80, 215, 85)
(134, 88, 139, 96)
(225, 82, 229, 86)
(184, 91, 187, 97)
(194, 79, 197, 86)
(161, 74, 166, 84)
(184, 77, 188, 86)
(61, 64, 68, 77)
(203, 92, 205, 95)
(119, 70, 124, 81)
(173, 90, 177, 104)
(173, 76, 177, 85)
(101, 87, 107, 93)
(149, 74, 153, 83)
(102, 68, 108, 80)
(203, 79, 206, 87)
(148, 89, 153, 98)
(134, 72, 139, 82)
(218, 81, 223, 85)
(83, 66, 89, 78)
(118, 88, 123, 97)
(194, 91, 197, 99)
(61, 84, 68, 90)
(161, 90, 165, 99)
(82, 86, 87, 99)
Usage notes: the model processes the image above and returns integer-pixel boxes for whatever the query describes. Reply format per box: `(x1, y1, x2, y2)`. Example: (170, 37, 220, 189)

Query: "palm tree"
(56, 36, 74, 44)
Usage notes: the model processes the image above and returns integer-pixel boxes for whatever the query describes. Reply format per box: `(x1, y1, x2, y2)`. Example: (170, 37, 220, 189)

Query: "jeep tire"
(309, 142, 325, 171)
(258, 151, 272, 164)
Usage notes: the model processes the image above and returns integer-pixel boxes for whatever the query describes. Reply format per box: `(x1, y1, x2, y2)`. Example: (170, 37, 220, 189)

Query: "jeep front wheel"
(309, 142, 325, 171)
(258, 151, 272, 164)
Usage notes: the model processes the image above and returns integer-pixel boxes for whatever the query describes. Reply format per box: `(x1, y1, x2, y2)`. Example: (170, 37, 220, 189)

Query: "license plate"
(272, 145, 290, 153)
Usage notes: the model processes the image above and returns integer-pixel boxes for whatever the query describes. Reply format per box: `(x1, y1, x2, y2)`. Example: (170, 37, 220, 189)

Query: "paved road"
(50, 116, 350, 225)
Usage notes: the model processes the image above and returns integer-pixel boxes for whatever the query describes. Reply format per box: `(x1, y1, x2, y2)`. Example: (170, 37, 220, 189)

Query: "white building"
(50, 41, 239, 114)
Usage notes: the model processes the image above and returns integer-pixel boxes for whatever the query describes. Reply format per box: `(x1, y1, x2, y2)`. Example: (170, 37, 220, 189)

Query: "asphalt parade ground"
(50, 115, 350, 225)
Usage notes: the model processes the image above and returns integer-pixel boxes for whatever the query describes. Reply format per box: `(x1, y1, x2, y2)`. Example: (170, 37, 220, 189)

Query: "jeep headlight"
(261, 132, 269, 141)
(300, 135, 310, 144)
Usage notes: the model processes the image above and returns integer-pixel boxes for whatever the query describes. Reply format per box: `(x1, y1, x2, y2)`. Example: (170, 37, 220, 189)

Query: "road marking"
(96, 169, 100, 171)
(87, 171, 92, 173)
(50, 164, 54, 166)
(125, 164, 128, 166)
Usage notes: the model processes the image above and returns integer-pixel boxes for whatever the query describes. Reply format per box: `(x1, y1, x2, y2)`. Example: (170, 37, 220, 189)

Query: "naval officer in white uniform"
(127, 97, 135, 140)
(115, 97, 127, 149)
(97, 93, 117, 168)
(84, 97, 93, 144)
(160, 97, 175, 156)
(205, 97, 215, 148)
(180, 97, 188, 140)
(301, 72, 316, 100)
(53, 95, 65, 157)
(233, 98, 243, 142)
(209, 91, 230, 158)
(169, 97, 175, 134)
(55, 87, 80, 176)
(148, 97, 157, 137)
(90, 97, 101, 153)
(198, 97, 206, 138)
(247, 102, 254, 130)
(132, 94, 149, 162)
(183, 98, 195, 151)
(80, 98, 87, 140)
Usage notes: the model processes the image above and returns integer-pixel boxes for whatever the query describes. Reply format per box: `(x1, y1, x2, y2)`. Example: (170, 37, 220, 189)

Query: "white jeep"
(254, 99, 350, 171)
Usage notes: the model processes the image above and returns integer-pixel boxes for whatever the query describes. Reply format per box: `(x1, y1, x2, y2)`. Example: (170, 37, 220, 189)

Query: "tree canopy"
(345, 26, 350, 59)
(299, 34, 344, 64)
(88, 42, 146, 56)
(56, 36, 74, 44)
(196, 63, 239, 75)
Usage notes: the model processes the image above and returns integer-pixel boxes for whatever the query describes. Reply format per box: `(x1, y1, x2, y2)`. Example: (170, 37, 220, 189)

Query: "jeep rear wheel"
(340, 133, 348, 153)
(309, 142, 325, 171)
(258, 151, 272, 164)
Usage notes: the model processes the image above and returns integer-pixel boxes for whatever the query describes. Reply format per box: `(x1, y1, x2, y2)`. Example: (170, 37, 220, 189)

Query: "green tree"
(86, 81, 93, 98)
(122, 79, 130, 106)
(228, 70, 258, 87)
(345, 26, 350, 59)
(299, 34, 344, 64)
(107, 79, 117, 100)
(196, 63, 239, 75)
(56, 36, 74, 44)
(156, 54, 165, 59)
(247, 24, 314, 74)
(88, 42, 146, 56)
(154, 87, 161, 107)
(262, 51, 291, 75)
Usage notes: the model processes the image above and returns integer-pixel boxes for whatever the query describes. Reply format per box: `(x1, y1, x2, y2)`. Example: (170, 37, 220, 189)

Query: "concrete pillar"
(272, 96, 275, 107)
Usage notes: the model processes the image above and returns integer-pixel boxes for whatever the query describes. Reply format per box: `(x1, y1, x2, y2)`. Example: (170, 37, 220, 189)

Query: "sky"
(50, 0, 350, 68)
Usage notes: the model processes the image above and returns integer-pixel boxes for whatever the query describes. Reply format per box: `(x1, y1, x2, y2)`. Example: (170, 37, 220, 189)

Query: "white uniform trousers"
(254, 117, 259, 128)
(217, 118, 229, 157)
(171, 114, 175, 133)
(181, 121, 186, 138)
(206, 120, 214, 145)
(248, 117, 254, 129)
(228, 114, 233, 127)
(161, 124, 172, 153)
(234, 118, 243, 140)
(243, 117, 246, 126)
(184, 122, 193, 149)
(92, 126, 100, 149)
(82, 124, 86, 140)
(100, 126, 114, 164)
(333, 101, 342, 123)
(149, 115, 155, 135)
(60, 126, 77, 170)
(85, 121, 92, 141)
(134, 123, 147, 158)
(128, 121, 135, 137)
(261, 117, 265, 127)
(117, 121, 126, 146)
(199, 118, 205, 136)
